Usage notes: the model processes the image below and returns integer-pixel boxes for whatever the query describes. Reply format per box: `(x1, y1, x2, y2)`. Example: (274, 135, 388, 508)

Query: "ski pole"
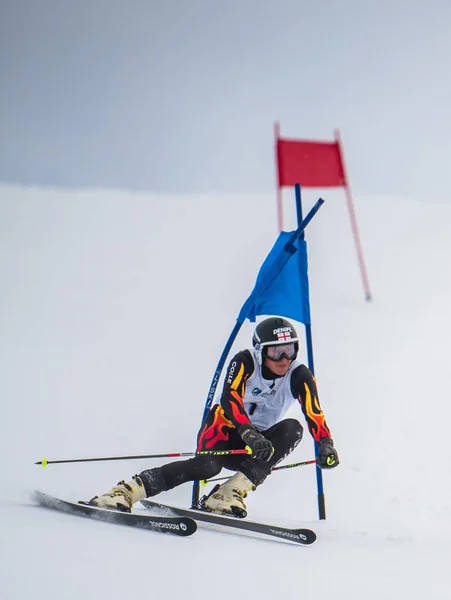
(200, 458, 317, 485)
(35, 446, 253, 467)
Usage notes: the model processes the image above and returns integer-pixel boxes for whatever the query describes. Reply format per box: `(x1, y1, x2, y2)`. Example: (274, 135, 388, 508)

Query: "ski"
(33, 491, 197, 537)
(141, 498, 316, 545)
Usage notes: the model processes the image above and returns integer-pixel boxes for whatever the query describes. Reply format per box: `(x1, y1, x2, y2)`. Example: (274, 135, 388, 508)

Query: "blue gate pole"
(294, 183, 326, 520)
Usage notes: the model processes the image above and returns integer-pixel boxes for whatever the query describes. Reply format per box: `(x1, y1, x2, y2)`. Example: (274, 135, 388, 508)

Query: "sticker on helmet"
(276, 331, 292, 342)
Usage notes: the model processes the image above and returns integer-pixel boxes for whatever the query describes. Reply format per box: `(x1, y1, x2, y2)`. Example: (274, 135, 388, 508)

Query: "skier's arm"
(220, 351, 274, 460)
(220, 350, 255, 428)
(291, 365, 332, 442)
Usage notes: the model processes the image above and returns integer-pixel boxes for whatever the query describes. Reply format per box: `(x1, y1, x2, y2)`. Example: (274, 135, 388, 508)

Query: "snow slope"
(1, 184, 450, 599)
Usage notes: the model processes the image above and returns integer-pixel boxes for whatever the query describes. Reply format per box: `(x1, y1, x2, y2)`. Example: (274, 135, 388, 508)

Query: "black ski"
(141, 498, 316, 545)
(33, 491, 197, 537)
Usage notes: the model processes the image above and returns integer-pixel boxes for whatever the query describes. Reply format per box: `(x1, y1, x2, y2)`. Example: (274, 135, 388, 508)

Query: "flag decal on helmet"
(277, 331, 292, 342)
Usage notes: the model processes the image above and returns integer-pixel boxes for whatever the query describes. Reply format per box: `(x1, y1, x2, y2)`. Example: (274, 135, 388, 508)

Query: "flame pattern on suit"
(295, 376, 331, 442)
(197, 405, 235, 450)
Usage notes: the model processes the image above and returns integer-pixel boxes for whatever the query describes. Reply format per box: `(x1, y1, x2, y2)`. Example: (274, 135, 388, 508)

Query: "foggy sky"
(1, 0, 451, 200)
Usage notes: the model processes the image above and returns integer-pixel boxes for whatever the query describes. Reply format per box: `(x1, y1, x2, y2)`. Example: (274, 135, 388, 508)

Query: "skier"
(88, 316, 339, 517)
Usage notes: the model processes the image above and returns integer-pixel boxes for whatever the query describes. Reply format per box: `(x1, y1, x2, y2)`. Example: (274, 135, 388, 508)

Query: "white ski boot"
(203, 472, 255, 518)
(89, 476, 146, 513)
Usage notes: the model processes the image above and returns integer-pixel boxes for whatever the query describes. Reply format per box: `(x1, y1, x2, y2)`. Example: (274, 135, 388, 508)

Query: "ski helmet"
(252, 317, 299, 365)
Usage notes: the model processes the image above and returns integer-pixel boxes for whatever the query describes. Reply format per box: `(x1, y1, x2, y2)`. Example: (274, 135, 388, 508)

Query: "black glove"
(316, 437, 339, 469)
(238, 425, 274, 461)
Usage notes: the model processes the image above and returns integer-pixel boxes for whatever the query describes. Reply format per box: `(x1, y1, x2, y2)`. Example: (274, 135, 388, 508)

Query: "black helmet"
(252, 317, 299, 365)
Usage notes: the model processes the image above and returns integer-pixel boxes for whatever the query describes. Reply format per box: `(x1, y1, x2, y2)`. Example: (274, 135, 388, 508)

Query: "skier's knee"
(283, 419, 304, 445)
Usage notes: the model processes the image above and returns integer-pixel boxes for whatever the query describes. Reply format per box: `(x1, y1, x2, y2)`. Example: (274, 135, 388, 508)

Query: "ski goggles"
(265, 343, 297, 362)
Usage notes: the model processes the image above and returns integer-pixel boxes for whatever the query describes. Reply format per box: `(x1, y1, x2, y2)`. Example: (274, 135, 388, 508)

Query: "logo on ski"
(269, 528, 308, 541)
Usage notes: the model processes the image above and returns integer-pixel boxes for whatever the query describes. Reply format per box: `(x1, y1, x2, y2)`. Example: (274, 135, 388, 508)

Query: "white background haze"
(2, 1, 451, 200)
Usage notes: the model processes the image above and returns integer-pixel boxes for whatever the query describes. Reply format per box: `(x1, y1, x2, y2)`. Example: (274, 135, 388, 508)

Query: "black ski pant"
(139, 418, 303, 497)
